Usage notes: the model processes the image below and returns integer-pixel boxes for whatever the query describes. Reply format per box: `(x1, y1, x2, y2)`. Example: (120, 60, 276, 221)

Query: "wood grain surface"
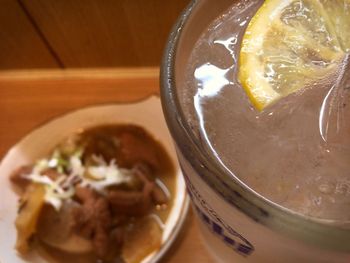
(0, 0, 59, 69)
(0, 68, 215, 263)
(18, 0, 190, 68)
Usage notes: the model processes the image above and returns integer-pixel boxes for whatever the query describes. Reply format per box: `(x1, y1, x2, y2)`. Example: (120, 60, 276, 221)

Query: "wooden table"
(0, 68, 215, 263)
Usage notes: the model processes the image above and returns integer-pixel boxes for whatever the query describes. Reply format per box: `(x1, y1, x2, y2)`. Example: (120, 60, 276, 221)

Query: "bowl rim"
(160, 0, 350, 252)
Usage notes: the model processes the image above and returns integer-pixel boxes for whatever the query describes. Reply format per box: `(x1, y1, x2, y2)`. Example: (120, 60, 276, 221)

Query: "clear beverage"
(182, 0, 350, 224)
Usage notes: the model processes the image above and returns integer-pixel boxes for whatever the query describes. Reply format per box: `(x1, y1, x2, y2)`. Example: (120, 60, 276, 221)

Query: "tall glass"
(160, 0, 350, 262)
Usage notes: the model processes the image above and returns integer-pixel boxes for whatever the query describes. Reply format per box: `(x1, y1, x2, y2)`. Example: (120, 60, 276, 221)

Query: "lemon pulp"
(238, 0, 350, 111)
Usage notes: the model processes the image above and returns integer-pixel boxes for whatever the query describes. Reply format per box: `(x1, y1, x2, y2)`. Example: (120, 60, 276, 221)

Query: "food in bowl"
(10, 124, 175, 263)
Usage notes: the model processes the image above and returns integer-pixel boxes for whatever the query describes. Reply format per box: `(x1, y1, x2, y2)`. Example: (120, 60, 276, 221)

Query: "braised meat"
(11, 124, 174, 263)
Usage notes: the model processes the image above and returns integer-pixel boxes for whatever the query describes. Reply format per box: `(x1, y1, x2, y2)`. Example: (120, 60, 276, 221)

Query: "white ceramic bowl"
(0, 96, 189, 263)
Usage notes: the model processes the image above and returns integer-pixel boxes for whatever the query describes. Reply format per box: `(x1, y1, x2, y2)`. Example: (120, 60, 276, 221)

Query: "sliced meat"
(73, 187, 114, 259)
(117, 132, 159, 170)
(134, 163, 168, 205)
(110, 227, 124, 249)
(93, 198, 113, 258)
(83, 134, 118, 163)
(41, 168, 62, 181)
(75, 186, 98, 204)
(108, 163, 155, 216)
(108, 188, 152, 217)
(97, 226, 125, 261)
(10, 165, 32, 191)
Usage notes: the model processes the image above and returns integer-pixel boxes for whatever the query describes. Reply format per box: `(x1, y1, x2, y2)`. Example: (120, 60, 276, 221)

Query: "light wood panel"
(0, 0, 59, 69)
(0, 68, 159, 157)
(121, 1, 190, 65)
(21, 0, 190, 67)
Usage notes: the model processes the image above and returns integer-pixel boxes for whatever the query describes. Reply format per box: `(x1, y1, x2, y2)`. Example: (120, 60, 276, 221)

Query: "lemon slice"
(238, 0, 350, 111)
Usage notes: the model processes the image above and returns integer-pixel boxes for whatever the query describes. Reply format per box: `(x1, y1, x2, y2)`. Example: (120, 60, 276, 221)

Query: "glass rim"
(160, 0, 350, 252)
